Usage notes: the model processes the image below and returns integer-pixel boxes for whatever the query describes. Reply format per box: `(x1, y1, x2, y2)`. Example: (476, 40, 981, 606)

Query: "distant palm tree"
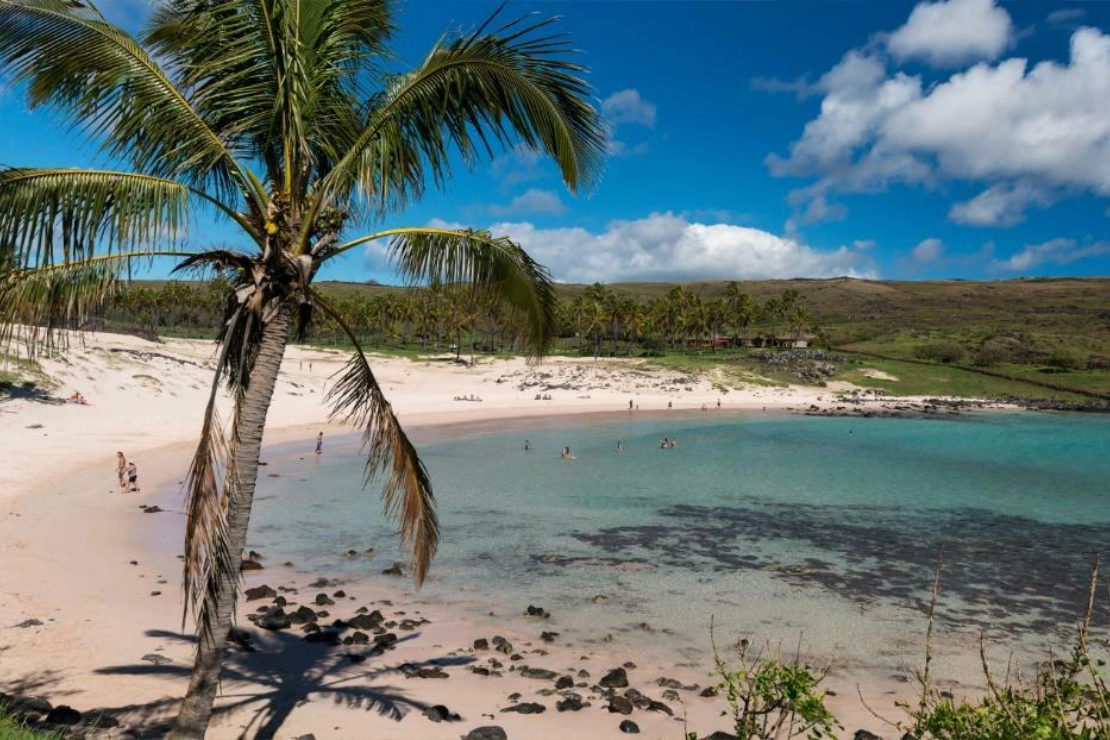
(0, 2, 605, 738)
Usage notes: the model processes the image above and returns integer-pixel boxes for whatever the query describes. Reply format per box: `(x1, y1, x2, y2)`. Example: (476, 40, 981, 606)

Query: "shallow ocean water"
(250, 411, 1110, 685)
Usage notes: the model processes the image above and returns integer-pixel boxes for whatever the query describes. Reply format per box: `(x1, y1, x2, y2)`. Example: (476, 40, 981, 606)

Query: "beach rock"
(463, 727, 507, 740)
(623, 661, 637, 669)
(699, 686, 718, 697)
(302, 622, 321, 633)
(273, 596, 287, 607)
(853, 732, 881, 740)
(422, 704, 460, 723)
(473, 638, 490, 651)
(501, 702, 545, 714)
(608, 696, 634, 715)
(228, 627, 253, 647)
(600, 667, 629, 689)
(244, 585, 277, 602)
(592, 594, 609, 604)
(290, 606, 318, 624)
(314, 593, 334, 606)
(382, 562, 404, 576)
(44, 706, 82, 726)
(240, 560, 263, 571)
(14, 619, 43, 628)
(619, 720, 640, 734)
(662, 689, 680, 702)
(519, 667, 557, 681)
(333, 590, 346, 598)
(647, 700, 673, 715)
(346, 611, 383, 630)
(493, 636, 513, 655)
(150, 590, 162, 596)
(142, 505, 163, 514)
(555, 675, 574, 690)
(524, 605, 550, 619)
(556, 695, 583, 712)
(303, 631, 340, 645)
(309, 578, 331, 588)
(702, 733, 739, 740)
(8, 696, 51, 716)
(540, 631, 559, 643)
(141, 653, 173, 666)
(258, 607, 291, 631)
(294, 735, 316, 740)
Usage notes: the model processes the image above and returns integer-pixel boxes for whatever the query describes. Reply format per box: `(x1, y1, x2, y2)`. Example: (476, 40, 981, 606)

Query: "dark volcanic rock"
(303, 631, 341, 645)
(555, 675, 574, 690)
(524, 605, 550, 618)
(44, 706, 82, 725)
(314, 593, 335, 606)
(258, 606, 291, 631)
(422, 704, 460, 722)
(608, 696, 634, 715)
(239, 560, 263, 571)
(519, 667, 557, 680)
(853, 732, 881, 740)
(14, 619, 43, 628)
(501, 702, 545, 714)
(699, 686, 718, 697)
(141, 653, 173, 666)
(540, 631, 559, 643)
(599, 667, 629, 689)
(290, 606, 318, 624)
(702, 733, 739, 740)
(473, 638, 490, 651)
(347, 611, 383, 630)
(619, 720, 640, 734)
(463, 727, 507, 740)
(382, 562, 404, 576)
(556, 694, 583, 712)
(244, 584, 277, 601)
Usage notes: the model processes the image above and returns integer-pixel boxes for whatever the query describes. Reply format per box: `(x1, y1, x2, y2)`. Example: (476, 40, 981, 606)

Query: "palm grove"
(0, 1, 607, 738)
(101, 280, 818, 358)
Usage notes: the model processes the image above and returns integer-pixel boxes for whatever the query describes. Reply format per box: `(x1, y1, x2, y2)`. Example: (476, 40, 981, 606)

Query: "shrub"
(914, 343, 964, 364)
(1044, 350, 1083, 371)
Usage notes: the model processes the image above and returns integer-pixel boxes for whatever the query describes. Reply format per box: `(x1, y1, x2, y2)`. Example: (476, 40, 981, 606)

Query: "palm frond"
(0, 0, 249, 199)
(0, 168, 191, 269)
(145, 0, 393, 197)
(312, 9, 606, 228)
(0, 249, 197, 355)
(315, 292, 439, 586)
(322, 227, 558, 359)
(181, 306, 243, 648)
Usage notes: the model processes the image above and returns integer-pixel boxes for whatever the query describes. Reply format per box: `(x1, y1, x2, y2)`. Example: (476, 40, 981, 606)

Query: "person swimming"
(525, 439, 532, 451)
(561, 446, 576, 460)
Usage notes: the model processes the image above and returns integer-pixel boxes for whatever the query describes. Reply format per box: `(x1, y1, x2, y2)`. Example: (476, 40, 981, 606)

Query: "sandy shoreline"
(0, 330, 966, 738)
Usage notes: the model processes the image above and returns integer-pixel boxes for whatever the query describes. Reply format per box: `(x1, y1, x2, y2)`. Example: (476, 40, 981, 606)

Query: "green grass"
(835, 357, 1089, 402)
(0, 709, 62, 740)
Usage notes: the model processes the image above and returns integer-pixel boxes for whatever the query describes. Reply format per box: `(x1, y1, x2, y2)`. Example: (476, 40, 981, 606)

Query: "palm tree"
(0, 2, 605, 738)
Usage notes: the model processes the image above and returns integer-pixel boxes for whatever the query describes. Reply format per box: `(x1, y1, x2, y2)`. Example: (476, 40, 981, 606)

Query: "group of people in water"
(115, 451, 139, 493)
(527, 438, 675, 459)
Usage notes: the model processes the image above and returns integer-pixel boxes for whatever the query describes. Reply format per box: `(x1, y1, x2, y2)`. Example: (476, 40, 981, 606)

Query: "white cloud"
(911, 237, 944, 263)
(488, 188, 566, 217)
(608, 140, 650, 158)
(601, 89, 657, 128)
(993, 237, 1110, 272)
(853, 239, 878, 250)
(1047, 8, 1085, 26)
(886, 0, 1013, 68)
(482, 212, 876, 283)
(948, 182, 1051, 226)
(770, 25, 1110, 226)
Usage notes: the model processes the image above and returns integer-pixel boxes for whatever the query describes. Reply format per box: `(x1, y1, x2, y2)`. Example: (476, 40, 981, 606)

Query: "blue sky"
(3, 0, 1110, 283)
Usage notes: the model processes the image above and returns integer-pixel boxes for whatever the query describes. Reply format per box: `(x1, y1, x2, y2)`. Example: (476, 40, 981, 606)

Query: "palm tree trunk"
(168, 308, 290, 740)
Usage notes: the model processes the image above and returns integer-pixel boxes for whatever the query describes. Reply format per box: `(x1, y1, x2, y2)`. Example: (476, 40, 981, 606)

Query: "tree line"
(101, 279, 819, 358)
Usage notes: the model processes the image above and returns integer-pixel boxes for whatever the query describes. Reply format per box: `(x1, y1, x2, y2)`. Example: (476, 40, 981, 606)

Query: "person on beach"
(126, 461, 139, 492)
(116, 451, 127, 491)
(629, 399, 633, 410)
(315, 432, 323, 456)
(717, 398, 722, 409)
(525, 439, 531, 452)
(667, 400, 672, 409)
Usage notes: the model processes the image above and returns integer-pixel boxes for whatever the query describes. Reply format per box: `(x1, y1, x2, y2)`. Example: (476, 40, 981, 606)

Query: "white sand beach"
(0, 331, 950, 739)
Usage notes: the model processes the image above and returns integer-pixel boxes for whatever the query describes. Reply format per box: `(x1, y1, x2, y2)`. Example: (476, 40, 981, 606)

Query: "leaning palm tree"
(0, 1, 605, 737)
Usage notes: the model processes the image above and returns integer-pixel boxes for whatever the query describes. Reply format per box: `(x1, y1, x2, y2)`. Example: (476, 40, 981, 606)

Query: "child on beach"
(126, 461, 139, 493)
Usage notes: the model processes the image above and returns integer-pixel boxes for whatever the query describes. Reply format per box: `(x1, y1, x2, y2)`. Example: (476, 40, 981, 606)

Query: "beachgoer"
(525, 439, 532, 452)
(701, 403, 707, 412)
(315, 432, 323, 456)
(670, 438, 677, 449)
(667, 401, 673, 409)
(616, 441, 623, 454)
(660, 438, 668, 449)
(717, 398, 721, 409)
(126, 461, 139, 492)
(629, 399, 633, 410)
(116, 451, 127, 491)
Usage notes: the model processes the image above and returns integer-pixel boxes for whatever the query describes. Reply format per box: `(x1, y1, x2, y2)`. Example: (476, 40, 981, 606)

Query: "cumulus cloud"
(948, 182, 1051, 226)
(769, 22, 1110, 226)
(488, 188, 566, 217)
(490, 144, 545, 188)
(911, 237, 944, 263)
(1047, 8, 1085, 27)
(475, 212, 876, 283)
(886, 0, 1013, 67)
(993, 237, 1110, 272)
(601, 89, 657, 128)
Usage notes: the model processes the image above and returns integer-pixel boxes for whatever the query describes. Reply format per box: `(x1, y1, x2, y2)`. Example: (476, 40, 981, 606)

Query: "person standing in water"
(315, 432, 323, 456)
(616, 440, 623, 454)
(525, 439, 532, 452)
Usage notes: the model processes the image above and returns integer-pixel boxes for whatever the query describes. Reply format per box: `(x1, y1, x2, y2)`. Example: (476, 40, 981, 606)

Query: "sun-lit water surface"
(249, 412, 1110, 685)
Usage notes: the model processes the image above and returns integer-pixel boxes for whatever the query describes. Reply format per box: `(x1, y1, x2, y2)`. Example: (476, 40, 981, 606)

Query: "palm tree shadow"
(95, 627, 473, 739)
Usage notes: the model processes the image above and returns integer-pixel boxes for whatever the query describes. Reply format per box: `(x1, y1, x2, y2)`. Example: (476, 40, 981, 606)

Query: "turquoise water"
(250, 412, 1110, 682)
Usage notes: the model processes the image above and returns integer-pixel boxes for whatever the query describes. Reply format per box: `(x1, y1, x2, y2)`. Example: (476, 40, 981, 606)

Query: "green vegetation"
(0, 709, 61, 740)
